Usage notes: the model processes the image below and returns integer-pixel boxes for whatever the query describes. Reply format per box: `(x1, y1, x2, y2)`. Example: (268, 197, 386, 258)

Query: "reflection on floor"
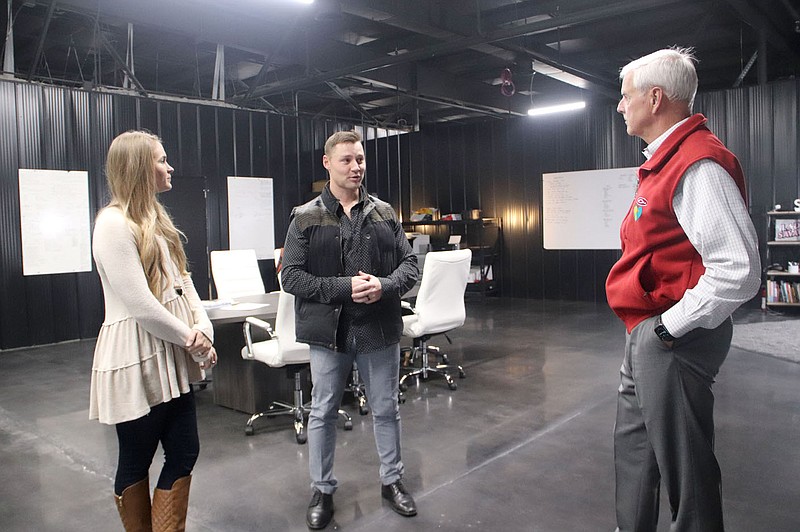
(1, 299, 798, 531)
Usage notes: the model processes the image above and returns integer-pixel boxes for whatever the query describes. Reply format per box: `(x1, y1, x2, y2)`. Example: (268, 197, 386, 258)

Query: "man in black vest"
(282, 130, 419, 530)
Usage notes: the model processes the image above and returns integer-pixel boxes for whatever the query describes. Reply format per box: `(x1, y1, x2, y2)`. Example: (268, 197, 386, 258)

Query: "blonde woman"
(90, 130, 216, 531)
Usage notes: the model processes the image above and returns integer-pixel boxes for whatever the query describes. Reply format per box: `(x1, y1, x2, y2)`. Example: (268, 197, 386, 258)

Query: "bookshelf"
(402, 218, 502, 297)
(765, 210, 800, 307)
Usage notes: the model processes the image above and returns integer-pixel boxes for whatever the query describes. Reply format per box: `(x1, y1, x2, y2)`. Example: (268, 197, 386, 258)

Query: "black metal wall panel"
(0, 82, 23, 349)
(178, 104, 201, 177)
(215, 109, 236, 250)
(233, 110, 250, 177)
(75, 91, 104, 340)
(250, 113, 268, 180)
(373, 134, 391, 203)
(138, 99, 159, 134)
(113, 95, 138, 136)
(267, 115, 288, 245)
(0, 81, 365, 347)
(15, 84, 54, 345)
(0, 78, 798, 348)
(158, 102, 179, 162)
(407, 80, 799, 305)
(41, 87, 81, 342)
(772, 83, 799, 203)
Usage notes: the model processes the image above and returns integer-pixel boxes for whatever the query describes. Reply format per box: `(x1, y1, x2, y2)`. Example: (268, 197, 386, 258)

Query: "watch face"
(655, 325, 673, 341)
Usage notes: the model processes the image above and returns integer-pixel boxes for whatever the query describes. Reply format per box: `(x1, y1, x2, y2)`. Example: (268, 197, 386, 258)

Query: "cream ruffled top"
(90, 207, 214, 425)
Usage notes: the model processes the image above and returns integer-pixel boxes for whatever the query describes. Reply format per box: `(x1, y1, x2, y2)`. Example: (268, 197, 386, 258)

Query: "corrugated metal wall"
(0, 80, 395, 349)
(1, 78, 798, 348)
(409, 79, 800, 303)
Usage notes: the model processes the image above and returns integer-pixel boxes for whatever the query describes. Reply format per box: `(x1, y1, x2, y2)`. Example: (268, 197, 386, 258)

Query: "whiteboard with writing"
(19, 169, 92, 275)
(227, 176, 274, 259)
(542, 167, 638, 249)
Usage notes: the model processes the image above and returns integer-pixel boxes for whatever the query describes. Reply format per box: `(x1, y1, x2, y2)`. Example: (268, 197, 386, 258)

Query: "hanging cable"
(529, 66, 536, 108)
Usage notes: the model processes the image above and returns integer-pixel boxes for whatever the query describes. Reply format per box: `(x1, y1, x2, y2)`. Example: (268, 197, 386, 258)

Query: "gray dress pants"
(614, 314, 732, 532)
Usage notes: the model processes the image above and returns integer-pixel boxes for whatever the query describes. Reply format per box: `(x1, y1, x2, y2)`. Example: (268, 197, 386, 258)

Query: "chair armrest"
(242, 317, 275, 359)
(401, 300, 418, 314)
(245, 316, 273, 332)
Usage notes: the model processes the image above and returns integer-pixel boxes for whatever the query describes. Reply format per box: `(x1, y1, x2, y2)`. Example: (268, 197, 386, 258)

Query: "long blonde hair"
(104, 130, 187, 297)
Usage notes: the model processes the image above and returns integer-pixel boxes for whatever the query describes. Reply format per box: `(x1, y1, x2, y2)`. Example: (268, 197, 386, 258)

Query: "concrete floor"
(0, 299, 798, 531)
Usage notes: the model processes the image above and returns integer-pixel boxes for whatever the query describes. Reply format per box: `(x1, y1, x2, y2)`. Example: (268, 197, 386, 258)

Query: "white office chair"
(400, 249, 471, 396)
(210, 249, 265, 299)
(242, 288, 353, 443)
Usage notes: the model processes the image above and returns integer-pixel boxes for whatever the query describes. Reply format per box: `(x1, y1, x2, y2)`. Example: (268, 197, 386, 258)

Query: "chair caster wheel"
(398, 393, 406, 404)
(344, 420, 353, 430)
(459, 370, 466, 379)
(359, 404, 370, 416)
(448, 380, 457, 391)
(245, 425, 254, 436)
(296, 429, 307, 444)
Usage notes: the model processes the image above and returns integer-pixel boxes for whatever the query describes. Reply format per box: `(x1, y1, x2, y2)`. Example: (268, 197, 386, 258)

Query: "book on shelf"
(766, 278, 800, 303)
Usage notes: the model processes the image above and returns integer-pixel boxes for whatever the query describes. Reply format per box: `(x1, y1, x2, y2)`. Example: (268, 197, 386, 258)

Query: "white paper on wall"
(18, 169, 92, 275)
(542, 167, 639, 250)
(227, 176, 275, 259)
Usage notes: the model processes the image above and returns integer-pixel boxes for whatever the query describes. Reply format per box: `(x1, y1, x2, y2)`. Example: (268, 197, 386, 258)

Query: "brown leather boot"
(114, 477, 152, 532)
(151, 476, 191, 532)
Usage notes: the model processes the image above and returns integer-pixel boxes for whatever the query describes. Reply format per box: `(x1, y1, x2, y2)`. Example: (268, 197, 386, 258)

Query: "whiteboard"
(542, 167, 638, 249)
(227, 176, 275, 259)
(18, 169, 92, 275)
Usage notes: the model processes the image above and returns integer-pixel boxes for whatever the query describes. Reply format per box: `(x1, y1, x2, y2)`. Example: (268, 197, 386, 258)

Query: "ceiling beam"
(340, 1, 618, 99)
(323, 78, 384, 126)
(246, 0, 684, 99)
(251, 38, 534, 116)
(721, 0, 800, 61)
(27, 0, 58, 81)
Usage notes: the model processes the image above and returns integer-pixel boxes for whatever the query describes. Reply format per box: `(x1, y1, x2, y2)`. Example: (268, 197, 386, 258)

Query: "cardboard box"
(409, 207, 440, 221)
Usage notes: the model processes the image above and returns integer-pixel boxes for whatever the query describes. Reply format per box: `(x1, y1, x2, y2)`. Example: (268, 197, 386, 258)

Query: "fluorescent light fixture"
(527, 101, 586, 117)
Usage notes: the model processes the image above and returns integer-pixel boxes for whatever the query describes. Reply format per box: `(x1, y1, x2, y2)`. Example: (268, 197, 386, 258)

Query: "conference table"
(205, 292, 306, 414)
(205, 283, 420, 414)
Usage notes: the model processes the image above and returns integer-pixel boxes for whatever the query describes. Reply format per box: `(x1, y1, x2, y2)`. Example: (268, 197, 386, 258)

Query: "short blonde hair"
(324, 130, 362, 157)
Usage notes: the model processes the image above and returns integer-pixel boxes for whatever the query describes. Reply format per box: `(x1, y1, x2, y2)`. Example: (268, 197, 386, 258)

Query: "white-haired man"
(606, 48, 760, 531)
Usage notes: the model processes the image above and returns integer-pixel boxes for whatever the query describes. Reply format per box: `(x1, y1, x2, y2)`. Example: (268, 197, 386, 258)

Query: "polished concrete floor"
(1, 299, 798, 532)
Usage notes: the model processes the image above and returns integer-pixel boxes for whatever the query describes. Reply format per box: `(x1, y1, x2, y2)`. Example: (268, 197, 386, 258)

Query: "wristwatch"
(654, 315, 675, 342)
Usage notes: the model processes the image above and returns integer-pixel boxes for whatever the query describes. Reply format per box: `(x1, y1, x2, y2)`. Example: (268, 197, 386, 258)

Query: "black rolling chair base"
(399, 341, 465, 394)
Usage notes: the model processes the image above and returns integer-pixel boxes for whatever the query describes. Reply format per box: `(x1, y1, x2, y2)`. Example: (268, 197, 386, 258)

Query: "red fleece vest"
(605, 114, 747, 333)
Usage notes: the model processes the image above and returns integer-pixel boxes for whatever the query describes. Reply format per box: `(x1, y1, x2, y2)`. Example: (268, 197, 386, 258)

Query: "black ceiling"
(3, 0, 800, 128)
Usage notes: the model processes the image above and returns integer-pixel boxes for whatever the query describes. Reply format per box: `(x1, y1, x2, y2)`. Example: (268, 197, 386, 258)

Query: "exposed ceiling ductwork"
(2, 0, 798, 127)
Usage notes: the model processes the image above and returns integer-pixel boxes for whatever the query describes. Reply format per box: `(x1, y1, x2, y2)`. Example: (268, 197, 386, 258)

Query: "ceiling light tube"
(527, 101, 586, 116)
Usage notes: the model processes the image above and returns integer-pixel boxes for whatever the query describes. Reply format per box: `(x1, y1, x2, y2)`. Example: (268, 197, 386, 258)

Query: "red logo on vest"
(634, 197, 648, 221)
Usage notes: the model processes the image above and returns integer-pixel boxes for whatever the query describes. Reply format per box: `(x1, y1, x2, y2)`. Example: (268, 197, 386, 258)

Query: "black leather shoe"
(306, 489, 334, 529)
(381, 480, 417, 517)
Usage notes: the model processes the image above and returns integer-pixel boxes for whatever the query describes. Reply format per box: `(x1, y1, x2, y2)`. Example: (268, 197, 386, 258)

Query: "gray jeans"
(614, 314, 732, 532)
(308, 343, 404, 493)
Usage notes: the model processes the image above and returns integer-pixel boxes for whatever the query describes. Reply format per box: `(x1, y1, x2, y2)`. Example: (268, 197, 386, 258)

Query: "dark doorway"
(159, 176, 210, 300)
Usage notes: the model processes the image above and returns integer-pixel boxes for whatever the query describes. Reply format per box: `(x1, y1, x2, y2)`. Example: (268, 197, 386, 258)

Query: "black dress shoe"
(306, 489, 334, 529)
(381, 480, 417, 517)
